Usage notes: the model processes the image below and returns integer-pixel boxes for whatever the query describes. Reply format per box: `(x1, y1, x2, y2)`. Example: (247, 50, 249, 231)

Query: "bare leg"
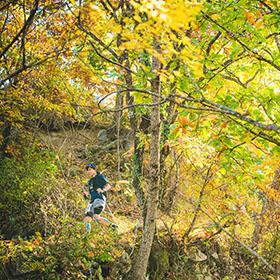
(84, 216, 92, 232)
(84, 216, 92, 223)
(94, 214, 112, 226)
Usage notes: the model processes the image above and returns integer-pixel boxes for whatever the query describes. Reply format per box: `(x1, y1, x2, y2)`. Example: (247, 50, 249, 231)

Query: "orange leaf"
(245, 11, 255, 24)
(177, 116, 188, 127)
(33, 239, 40, 246)
(221, 122, 228, 129)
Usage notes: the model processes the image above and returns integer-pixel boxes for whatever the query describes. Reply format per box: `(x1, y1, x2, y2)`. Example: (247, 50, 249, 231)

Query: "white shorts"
(85, 198, 106, 215)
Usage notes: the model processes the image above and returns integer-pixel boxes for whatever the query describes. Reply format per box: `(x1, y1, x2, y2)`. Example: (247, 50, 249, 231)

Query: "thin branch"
(0, 54, 54, 87)
(228, 134, 259, 153)
(200, 207, 276, 274)
(75, 11, 119, 59)
(100, 86, 280, 136)
(0, 0, 17, 13)
(181, 161, 215, 246)
(203, 12, 280, 72)
(266, 32, 280, 40)
(98, 94, 167, 112)
(203, 98, 280, 132)
(0, 0, 40, 59)
(65, 94, 280, 146)
(89, 41, 134, 74)
(220, 69, 260, 89)
(0, 7, 10, 35)
(179, 64, 280, 134)
(203, 31, 221, 74)
(226, 115, 280, 146)
(245, 69, 260, 87)
(183, 65, 204, 98)
(100, 0, 119, 23)
(259, 102, 276, 124)
(221, 73, 247, 88)
(21, 1, 27, 67)
(258, 0, 274, 13)
(203, 53, 248, 86)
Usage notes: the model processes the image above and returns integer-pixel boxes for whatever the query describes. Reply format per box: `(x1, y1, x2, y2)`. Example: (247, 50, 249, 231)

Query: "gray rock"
(97, 129, 108, 142)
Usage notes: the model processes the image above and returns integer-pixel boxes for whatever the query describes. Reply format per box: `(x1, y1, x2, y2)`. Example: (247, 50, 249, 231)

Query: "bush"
(0, 222, 123, 279)
(0, 145, 79, 238)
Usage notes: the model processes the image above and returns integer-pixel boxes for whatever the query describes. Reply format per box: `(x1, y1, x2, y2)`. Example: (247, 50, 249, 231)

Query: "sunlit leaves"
(0, 0, 92, 129)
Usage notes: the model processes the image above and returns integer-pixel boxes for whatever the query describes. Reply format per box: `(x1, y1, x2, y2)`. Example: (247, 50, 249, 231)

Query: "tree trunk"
(129, 59, 161, 280)
(271, 164, 280, 191)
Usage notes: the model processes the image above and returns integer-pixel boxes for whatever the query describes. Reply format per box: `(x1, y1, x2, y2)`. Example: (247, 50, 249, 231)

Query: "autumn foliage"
(1, 0, 280, 279)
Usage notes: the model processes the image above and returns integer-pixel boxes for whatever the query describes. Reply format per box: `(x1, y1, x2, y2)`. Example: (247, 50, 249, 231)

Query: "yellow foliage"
(255, 21, 264, 29)
(116, 180, 130, 185)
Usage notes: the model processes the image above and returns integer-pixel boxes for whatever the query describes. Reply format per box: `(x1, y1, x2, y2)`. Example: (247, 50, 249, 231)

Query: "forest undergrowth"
(0, 122, 280, 280)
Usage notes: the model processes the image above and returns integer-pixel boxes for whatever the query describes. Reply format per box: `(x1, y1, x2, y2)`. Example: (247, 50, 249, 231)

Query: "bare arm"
(97, 183, 112, 193)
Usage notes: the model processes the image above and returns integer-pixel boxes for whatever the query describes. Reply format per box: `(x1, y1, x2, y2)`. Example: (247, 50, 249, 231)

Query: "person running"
(83, 163, 117, 232)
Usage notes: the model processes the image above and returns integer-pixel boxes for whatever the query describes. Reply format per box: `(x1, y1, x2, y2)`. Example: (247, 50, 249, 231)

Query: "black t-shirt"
(87, 172, 108, 201)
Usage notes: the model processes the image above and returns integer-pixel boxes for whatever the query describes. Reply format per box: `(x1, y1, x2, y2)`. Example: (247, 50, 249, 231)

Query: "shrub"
(0, 222, 123, 279)
(0, 145, 79, 238)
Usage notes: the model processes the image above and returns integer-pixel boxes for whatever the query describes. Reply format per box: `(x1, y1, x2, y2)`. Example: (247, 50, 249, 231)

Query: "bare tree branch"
(203, 31, 221, 74)
(257, 0, 274, 13)
(181, 161, 215, 247)
(201, 207, 276, 274)
(89, 41, 134, 74)
(0, 0, 40, 59)
(100, 0, 119, 23)
(96, 86, 280, 142)
(0, 54, 55, 87)
(75, 11, 119, 59)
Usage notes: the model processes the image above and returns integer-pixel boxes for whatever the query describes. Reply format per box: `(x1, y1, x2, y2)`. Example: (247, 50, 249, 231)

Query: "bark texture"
(129, 58, 161, 280)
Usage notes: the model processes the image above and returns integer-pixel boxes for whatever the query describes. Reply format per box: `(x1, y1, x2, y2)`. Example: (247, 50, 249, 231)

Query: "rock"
(211, 252, 219, 260)
(97, 129, 108, 142)
(189, 248, 208, 262)
(194, 250, 208, 261)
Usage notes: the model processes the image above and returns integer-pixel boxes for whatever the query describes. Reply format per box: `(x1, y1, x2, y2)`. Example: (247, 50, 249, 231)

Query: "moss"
(149, 242, 170, 280)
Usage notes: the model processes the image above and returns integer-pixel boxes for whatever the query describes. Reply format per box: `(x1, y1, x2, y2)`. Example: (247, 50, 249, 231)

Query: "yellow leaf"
(212, 14, 220, 20)
(116, 180, 129, 185)
(112, 25, 122, 34)
(255, 21, 264, 29)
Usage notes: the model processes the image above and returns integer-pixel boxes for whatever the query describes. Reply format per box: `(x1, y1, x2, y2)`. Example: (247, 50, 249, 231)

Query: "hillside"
(0, 121, 279, 280)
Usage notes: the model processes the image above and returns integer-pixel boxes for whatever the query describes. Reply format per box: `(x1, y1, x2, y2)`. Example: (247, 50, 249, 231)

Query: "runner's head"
(86, 163, 97, 176)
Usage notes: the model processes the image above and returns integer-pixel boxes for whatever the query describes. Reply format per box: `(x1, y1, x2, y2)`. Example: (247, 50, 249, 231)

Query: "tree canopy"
(1, 0, 280, 279)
